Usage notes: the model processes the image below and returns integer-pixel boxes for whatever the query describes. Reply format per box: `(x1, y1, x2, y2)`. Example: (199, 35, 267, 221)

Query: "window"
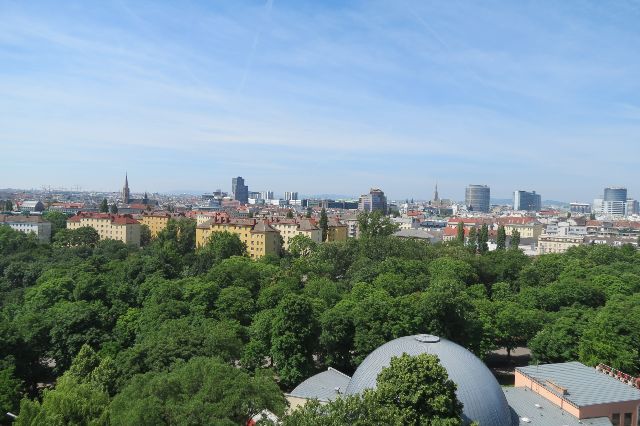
(612, 413, 620, 426)
(624, 413, 631, 426)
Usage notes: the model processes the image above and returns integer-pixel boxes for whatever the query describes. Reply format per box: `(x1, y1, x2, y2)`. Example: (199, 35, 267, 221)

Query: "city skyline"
(1, 174, 637, 206)
(2, 1, 640, 199)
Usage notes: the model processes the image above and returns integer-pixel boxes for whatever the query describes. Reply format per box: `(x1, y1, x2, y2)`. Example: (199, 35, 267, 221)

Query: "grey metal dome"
(345, 335, 513, 426)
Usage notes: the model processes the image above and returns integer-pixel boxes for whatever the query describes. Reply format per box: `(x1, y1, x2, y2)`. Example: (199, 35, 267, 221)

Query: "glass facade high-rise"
(284, 191, 299, 201)
(358, 188, 388, 214)
(602, 187, 628, 217)
(465, 185, 490, 213)
(513, 190, 542, 212)
(231, 176, 249, 204)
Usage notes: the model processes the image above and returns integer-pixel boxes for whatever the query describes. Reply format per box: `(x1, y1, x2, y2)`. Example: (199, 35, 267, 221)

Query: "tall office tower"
(260, 191, 274, 200)
(465, 185, 490, 213)
(513, 190, 542, 212)
(284, 191, 299, 201)
(604, 187, 627, 203)
(122, 173, 130, 203)
(231, 177, 249, 204)
(358, 188, 388, 214)
(602, 187, 628, 217)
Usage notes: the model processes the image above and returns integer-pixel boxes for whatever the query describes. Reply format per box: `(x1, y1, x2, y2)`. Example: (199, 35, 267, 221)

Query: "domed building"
(288, 334, 513, 425)
(344, 335, 512, 426)
(288, 335, 632, 425)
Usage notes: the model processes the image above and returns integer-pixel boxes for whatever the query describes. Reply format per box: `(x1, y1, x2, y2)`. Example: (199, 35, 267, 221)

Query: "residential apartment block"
(271, 218, 321, 249)
(326, 218, 348, 242)
(137, 212, 190, 237)
(537, 234, 583, 254)
(0, 214, 52, 243)
(196, 216, 281, 259)
(67, 213, 141, 246)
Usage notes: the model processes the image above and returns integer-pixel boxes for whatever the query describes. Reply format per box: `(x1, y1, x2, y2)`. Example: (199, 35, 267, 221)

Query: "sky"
(1, 0, 640, 201)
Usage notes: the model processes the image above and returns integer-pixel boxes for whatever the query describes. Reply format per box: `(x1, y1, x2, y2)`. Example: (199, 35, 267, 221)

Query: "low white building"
(391, 216, 418, 230)
(19, 200, 45, 213)
(537, 234, 584, 255)
(0, 214, 52, 243)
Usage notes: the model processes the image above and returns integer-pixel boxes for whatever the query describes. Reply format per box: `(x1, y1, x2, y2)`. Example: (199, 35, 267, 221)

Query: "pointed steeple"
(122, 172, 130, 204)
(434, 181, 440, 202)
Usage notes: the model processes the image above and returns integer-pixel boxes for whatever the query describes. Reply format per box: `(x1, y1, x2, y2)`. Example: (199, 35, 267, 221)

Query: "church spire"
(122, 172, 130, 204)
(434, 181, 439, 202)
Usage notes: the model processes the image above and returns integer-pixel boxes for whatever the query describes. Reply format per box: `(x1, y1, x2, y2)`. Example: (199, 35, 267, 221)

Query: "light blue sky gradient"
(1, 0, 640, 201)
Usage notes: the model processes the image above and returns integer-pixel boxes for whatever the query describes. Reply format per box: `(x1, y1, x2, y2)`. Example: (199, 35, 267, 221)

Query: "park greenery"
(1, 210, 640, 424)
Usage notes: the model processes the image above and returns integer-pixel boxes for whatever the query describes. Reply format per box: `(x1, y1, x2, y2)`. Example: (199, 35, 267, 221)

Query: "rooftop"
(504, 387, 612, 426)
(68, 212, 139, 225)
(0, 214, 48, 224)
(288, 368, 351, 402)
(517, 362, 640, 407)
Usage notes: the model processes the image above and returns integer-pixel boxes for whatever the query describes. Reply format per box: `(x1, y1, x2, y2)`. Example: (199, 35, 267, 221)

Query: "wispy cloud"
(1, 0, 640, 199)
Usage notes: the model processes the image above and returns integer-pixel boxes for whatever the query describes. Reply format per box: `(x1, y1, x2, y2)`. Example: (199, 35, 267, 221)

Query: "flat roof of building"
(517, 362, 640, 407)
(504, 387, 612, 426)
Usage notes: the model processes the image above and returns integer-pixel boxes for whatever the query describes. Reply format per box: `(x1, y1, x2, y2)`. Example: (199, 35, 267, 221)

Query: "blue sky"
(1, 0, 640, 201)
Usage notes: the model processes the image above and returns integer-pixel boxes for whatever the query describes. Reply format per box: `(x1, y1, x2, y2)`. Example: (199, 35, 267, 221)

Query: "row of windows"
(610, 412, 633, 426)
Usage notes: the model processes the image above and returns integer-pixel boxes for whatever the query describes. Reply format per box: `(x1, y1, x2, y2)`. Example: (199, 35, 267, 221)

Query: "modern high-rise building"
(604, 187, 627, 203)
(284, 191, 299, 201)
(465, 185, 490, 213)
(358, 188, 388, 214)
(231, 177, 249, 204)
(260, 191, 274, 200)
(597, 187, 629, 217)
(513, 190, 541, 212)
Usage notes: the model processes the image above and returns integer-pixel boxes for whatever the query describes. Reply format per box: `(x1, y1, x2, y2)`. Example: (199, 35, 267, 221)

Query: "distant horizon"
(0, 184, 592, 205)
(2, 1, 640, 200)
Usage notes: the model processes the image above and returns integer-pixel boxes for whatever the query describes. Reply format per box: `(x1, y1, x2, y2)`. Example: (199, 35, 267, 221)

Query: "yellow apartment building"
(138, 213, 171, 237)
(503, 222, 543, 239)
(271, 219, 322, 249)
(138, 212, 191, 238)
(327, 218, 348, 242)
(196, 217, 281, 259)
(67, 213, 141, 246)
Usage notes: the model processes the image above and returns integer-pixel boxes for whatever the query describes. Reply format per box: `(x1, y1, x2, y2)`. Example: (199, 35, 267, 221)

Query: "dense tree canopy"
(0, 219, 639, 423)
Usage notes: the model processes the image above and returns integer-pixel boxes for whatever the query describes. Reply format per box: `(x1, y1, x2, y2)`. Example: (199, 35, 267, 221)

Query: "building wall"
(515, 371, 581, 418)
(2, 221, 51, 243)
(68, 218, 141, 246)
(196, 222, 281, 259)
(327, 225, 348, 242)
(537, 235, 583, 254)
(503, 223, 543, 239)
(139, 215, 170, 237)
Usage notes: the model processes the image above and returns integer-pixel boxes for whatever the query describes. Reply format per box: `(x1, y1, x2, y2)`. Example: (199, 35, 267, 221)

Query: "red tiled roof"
(496, 217, 539, 225)
(68, 212, 139, 225)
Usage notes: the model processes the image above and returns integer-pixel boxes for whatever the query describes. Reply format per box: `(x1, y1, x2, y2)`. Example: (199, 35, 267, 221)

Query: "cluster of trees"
(1, 211, 640, 423)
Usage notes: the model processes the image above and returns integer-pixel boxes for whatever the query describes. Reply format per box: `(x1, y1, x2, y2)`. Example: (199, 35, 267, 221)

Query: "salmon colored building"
(512, 362, 640, 426)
